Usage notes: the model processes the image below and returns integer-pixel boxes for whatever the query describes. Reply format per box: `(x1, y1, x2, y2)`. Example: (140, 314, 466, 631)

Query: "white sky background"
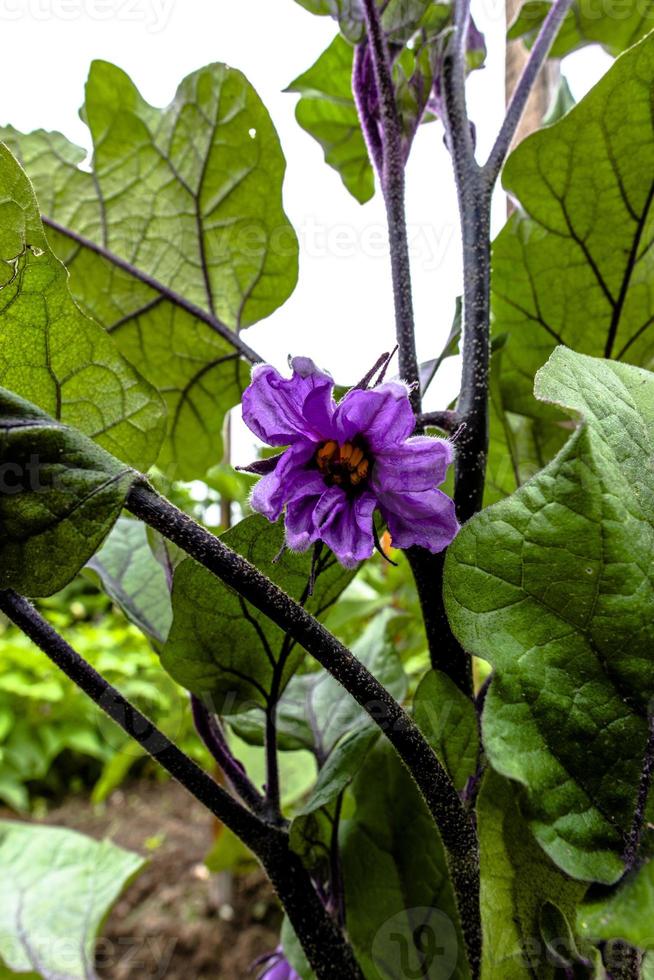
(0, 0, 611, 465)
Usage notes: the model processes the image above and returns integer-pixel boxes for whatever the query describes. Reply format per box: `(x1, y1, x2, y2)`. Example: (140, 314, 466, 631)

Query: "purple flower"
(241, 357, 459, 568)
(256, 947, 300, 980)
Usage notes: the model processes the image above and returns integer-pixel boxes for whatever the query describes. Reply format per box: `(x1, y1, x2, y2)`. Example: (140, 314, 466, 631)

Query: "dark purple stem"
(419, 410, 462, 433)
(442, 0, 491, 523)
(352, 42, 384, 176)
(0, 590, 362, 980)
(484, 0, 575, 185)
(126, 481, 481, 976)
(602, 942, 643, 979)
(264, 698, 281, 817)
(190, 694, 269, 818)
(623, 708, 654, 871)
(359, 0, 421, 415)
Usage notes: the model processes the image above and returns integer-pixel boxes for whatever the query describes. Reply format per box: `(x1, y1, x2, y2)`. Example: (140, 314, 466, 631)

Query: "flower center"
(315, 439, 371, 489)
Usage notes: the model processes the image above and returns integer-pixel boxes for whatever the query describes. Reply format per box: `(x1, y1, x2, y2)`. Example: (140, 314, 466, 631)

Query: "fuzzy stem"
(407, 548, 473, 695)
(624, 709, 654, 871)
(442, 0, 492, 523)
(484, 0, 575, 185)
(360, 0, 421, 414)
(264, 699, 281, 817)
(127, 481, 481, 975)
(603, 942, 643, 980)
(419, 410, 462, 433)
(0, 590, 362, 980)
(190, 694, 268, 817)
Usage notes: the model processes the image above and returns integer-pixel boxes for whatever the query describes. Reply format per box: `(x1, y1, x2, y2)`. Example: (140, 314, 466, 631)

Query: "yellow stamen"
(340, 442, 354, 463)
(316, 440, 338, 471)
(349, 447, 364, 468)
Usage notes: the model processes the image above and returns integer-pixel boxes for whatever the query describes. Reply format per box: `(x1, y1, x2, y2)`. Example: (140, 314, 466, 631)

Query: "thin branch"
(190, 694, 268, 818)
(42, 216, 263, 366)
(0, 590, 363, 980)
(126, 481, 481, 976)
(360, 0, 422, 414)
(265, 697, 282, 817)
(484, 0, 575, 186)
(419, 410, 462, 433)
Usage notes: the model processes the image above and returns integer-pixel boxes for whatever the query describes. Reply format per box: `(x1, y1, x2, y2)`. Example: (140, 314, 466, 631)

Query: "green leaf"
(230, 733, 317, 810)
(204, 824, 257, 875)
(162, 516, 356, 712)
(0, 143, 164, 471)
(340, 740, 470, 979)
(286, 36, 374, 204)
(87, 517, 172, 645)
(485, 345, 568, 505)
(413, 670, 479, 793)
(296, 727, 378, 815)
(542, 76, 576, 127)
(2, 57, 298, 479)
(478, 771, 588, 980)
(0, 821, 144, 979)
(0, 387, 136, 596)
(444, 348, 654, 884)
(578, 859, 654, 948)
(492, 33, 654, 422)
(230, 608, 406, 755)
(292, 0, 442, 43)
(281, 916, 316, 980)
(508, 0, 654, 57)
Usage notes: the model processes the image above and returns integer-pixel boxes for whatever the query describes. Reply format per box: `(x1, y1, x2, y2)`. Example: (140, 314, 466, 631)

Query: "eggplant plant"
(0, 1, 653, 978)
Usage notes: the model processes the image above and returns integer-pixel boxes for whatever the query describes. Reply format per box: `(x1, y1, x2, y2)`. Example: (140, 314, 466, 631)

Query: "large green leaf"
(414, 670, 479, 793)
(444, 348, 654, 884)
(340, 740, 470, 979)
(0, 387, 136, 596)
(286, 36, 374, 204)
(0, 821, 144, 980)
(485, 347, 569, 506)
(478, 771, 588, 980)
(230, 609, 406, 756)
(508, 0, 654, 57)
(162, 515, 356, 713)
(86, 517, 172, 645)
(492, 33, 654, 422)
(0, 143, 164, 471)
(578, 859, 654, 949)
(2, 58, 298, 479)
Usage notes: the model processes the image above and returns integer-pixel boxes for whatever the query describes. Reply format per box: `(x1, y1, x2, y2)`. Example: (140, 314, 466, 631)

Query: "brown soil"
(38, 779, 281, 979)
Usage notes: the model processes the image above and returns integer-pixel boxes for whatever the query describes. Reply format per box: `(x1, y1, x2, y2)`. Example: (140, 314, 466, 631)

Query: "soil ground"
(33, 779, 281, 979)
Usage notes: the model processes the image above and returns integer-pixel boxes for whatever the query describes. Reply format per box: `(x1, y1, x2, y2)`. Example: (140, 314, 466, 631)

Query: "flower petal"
(242, 359, 334, 446)
(378, 488, 459, 553)
(333, 382, 414, 451)
(312, 487, 376, 567)
(250, 443, 319, 521)
(373, 436, 454, 493)
(285, 487, 324, 553)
